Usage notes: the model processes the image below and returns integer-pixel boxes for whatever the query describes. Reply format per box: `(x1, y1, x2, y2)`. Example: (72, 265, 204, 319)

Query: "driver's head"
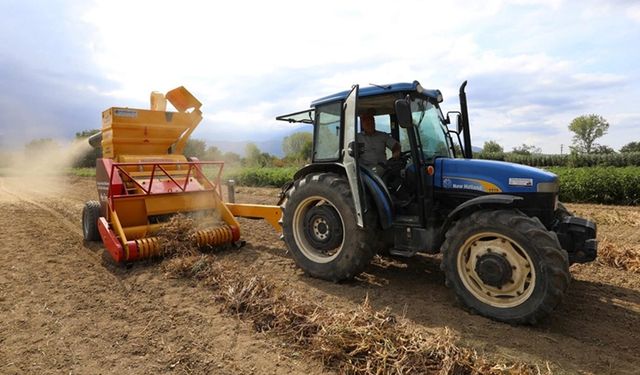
(361, 114, 375, 135)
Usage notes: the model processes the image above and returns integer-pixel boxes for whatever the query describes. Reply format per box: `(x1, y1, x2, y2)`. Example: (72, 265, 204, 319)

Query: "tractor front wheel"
(282, 173, 377, 282)
(441, 209, 570, 324)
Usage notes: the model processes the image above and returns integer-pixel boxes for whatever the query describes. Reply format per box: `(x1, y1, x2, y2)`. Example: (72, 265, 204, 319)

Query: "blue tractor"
(276, 81, 597, 324)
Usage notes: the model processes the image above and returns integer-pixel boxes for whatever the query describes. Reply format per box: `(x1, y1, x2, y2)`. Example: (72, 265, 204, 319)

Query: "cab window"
(314, 102, 342, 161)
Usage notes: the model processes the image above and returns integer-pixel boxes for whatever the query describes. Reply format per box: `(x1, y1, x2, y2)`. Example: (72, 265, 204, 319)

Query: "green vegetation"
(225, 167, 297, 187)
(548, 166, 640, 205)
(482, 140, 503, 153)
(68, 167, 96, 177)
(511, 143, 541, 155)
(282, 132, 312, 163)
(620, 141, 640, 153)
(476, 151, 640, 167)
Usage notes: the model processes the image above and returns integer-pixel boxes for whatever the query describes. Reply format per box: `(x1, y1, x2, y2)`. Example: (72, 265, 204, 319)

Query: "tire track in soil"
(0, 177, 325, 375)
(0, 178, 83, 236)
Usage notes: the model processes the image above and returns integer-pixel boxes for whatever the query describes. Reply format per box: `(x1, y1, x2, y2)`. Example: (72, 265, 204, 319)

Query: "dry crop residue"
(0, 176, 639, 374)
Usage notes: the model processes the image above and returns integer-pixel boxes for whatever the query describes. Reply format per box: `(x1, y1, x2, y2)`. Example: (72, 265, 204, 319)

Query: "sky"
(1, 0, 639, 154)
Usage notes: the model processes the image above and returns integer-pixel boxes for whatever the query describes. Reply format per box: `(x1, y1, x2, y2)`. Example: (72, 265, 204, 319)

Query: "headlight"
(537, 181, 559, 193)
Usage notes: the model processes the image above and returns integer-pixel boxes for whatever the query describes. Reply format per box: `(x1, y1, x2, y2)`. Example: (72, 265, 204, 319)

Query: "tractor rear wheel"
(441, 209, 570, 324)
(282, 173, 378, 282)
(82, 200, 101, 241)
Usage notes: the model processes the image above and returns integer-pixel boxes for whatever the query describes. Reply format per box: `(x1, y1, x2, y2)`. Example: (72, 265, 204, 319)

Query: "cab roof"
(310, 81, 442, 108)
(275, 80, 443, 124)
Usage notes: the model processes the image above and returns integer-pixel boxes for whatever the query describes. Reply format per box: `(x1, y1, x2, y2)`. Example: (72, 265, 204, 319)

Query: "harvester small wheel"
(282, 173, 378, 282)
(441, 209, 570, 324)
(82, 200, 101, 241)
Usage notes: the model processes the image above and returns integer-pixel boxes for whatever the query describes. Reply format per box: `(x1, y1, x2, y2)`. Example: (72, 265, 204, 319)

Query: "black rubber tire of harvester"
(441, 209, 570, 325)
(281, 173, 379, 282)
(82, 200, 101, 241)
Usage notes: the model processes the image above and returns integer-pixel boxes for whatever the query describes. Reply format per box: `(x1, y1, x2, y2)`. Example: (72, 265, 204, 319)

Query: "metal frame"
(108, 161, 224, 203)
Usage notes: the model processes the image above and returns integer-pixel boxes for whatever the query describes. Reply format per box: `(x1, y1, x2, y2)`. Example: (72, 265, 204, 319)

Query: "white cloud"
(627, 5, 640, 22)
(3, 0, 637, 153)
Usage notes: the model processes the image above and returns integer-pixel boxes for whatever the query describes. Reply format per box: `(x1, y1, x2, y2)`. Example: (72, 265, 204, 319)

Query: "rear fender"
(360, 167, 394, 229)
(292, 163, 345, 181)
(278, 164, 346, 206)
(287, 163, 393, 230)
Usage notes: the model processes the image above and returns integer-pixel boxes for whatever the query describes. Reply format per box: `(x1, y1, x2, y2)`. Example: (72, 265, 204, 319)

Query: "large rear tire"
(82, 200, 101, 241)
(282, 173, 378, 282)
(441, 209, 570, 324)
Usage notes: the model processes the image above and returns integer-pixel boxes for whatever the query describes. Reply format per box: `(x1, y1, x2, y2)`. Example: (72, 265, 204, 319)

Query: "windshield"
(410, 98, 452, 160)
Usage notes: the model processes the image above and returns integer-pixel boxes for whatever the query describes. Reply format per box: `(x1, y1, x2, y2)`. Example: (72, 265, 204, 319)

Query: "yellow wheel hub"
(456, 232, 536, 308)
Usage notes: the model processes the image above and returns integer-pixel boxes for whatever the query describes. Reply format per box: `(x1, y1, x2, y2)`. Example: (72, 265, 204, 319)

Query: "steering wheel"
(380, 154, 408, 193)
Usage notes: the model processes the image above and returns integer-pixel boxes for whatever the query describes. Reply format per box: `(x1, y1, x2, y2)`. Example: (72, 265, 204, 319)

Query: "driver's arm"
(385, 136, 401, 159)
(391, 142, 401, 159)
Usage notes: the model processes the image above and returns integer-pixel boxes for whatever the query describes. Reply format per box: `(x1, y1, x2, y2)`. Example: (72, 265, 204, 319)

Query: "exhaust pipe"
(459, 81, 472, 159)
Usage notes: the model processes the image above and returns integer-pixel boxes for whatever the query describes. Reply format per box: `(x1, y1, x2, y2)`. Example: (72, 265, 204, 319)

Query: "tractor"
(276, 81, 597, 324)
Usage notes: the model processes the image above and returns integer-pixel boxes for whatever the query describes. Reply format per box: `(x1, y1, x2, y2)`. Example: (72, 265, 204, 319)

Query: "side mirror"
(446, 111, 462, 133)
(394, 98, 413, 128)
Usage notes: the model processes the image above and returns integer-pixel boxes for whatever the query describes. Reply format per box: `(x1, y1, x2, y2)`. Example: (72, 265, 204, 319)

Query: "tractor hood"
(434, 158, 558, 194)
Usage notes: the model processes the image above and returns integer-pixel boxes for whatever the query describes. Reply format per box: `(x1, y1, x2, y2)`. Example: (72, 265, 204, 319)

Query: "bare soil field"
(1, 176, 638, 374)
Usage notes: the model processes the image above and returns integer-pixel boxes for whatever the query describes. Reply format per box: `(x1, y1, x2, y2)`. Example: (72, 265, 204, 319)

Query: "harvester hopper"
(82, 87, 282, 262)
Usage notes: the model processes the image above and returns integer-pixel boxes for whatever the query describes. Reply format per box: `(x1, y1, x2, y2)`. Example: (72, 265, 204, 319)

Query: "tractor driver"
(356, 113, 401, 173)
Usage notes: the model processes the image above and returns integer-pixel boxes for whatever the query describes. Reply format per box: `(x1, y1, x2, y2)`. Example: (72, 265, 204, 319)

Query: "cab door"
(342, 85, 365, 228)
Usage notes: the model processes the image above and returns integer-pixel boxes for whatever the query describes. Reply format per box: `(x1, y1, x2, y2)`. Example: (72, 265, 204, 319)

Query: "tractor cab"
(277, 81, 463, 245)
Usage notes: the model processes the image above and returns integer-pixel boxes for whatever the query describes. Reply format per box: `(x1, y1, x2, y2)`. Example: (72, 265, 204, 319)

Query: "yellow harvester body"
(86, 86, 281, 262)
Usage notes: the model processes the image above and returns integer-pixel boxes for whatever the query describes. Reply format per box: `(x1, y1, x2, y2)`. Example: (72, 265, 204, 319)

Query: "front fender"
(438, 194, 523, 245)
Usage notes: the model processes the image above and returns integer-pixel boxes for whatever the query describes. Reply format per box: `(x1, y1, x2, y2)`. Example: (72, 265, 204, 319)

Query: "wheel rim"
(456, 232, 536, 308)
(292, 195, 345, 263)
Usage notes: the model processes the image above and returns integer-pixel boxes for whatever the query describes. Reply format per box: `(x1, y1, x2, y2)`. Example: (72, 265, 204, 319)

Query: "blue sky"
(1, 0, 639, 154)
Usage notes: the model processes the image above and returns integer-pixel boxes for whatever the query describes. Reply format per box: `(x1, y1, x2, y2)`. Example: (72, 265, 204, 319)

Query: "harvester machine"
(82, 87, 281, 262)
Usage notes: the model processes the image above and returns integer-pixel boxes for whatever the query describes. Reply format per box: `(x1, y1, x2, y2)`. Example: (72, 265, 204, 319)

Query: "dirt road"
(1, 176, 639, 374)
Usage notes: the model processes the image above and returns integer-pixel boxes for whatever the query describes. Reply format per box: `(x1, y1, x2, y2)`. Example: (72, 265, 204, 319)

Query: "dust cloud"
(0, 137, 95, 195)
